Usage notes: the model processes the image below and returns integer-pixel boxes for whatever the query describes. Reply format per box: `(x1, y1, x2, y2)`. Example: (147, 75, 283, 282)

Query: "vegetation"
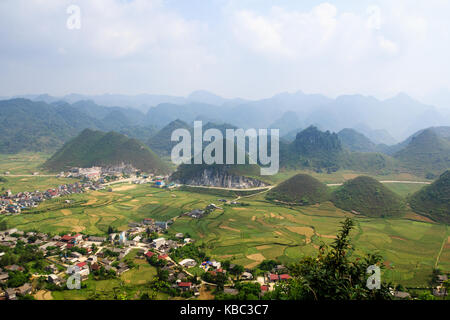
(332, 176, 406, 217)
(394, 129, 450, 176)
(266, 173, 329, 205)
(43, 129, 170, 174)
(267, 219, 392, 300)
(410, 170, 450, 223)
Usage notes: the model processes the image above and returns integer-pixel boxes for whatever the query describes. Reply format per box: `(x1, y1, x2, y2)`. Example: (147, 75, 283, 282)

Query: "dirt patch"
(232, 208, 249, 211)
(83, 198, 97, 206)
(403, 212, 435, 223)
(256, 245, 272, 250)
(390, 235, 407, 241)
(317, 233, 336, 239)
(245, 253, 265, 269)
(270, 213, 284, 219)
(228, 219, 236, 222)
(113, 184, 137, 192)
(199, 285, 215, 300)
(146, 194, 153, 197)
(61, 209, 72, 216)
(35, 290, 53, 300)
(342, 173, 359, 180)
(286, 226, 314, 244)
(251, 216, 256, 221)
(220, 255, 234, 259)
(220, 225, 240, 233)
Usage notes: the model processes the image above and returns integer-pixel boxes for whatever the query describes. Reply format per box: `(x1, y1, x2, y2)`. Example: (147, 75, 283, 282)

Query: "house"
(5, 265, 24, 272)
(224, 288, 239, 296)
(5, 288, 16, 300)
(155, 221, 168, 230)
(175, 233, 184, 239)
(260, 285, 269, 296)
(16, 283, 32, 296)
(152, 237, 167, 249)
(45, 264, 58, 274)
(241, 272, 253, 280)
(177, 282, 192, 291)
(0, 272, 9, 283)
(269, 274, 279, 282)
(279, 274, 291, 281)
(87, 256, 98, 264)
(145, 251, 155, 259)
(90, 263, 100, 271)
(79, 268, 90, 280)
(61, 235, 74, 243)
(158, 254, 169, 260)
(88, 236, 106, 243)
(47, 274, 62, 286)
(142, 218, 154, 225)
(179, 259, 197, 268)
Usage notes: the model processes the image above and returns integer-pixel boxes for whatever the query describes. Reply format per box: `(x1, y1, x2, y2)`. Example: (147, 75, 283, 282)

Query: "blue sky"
(0, 0, 449, 107)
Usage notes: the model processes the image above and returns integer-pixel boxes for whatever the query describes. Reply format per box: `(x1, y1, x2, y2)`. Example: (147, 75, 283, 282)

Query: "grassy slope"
(265, 173, 329, 205)
(331, 176, 406, 217)
(43, 129, 170, 174)
(410, 170, 450, 224)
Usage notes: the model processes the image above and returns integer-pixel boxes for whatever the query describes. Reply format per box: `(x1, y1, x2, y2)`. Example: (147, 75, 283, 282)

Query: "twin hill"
(43, 129, 170, 174)
(265, 174, 329, 205)
(410, 170, 450, 224)
(331, 176, 406, 217)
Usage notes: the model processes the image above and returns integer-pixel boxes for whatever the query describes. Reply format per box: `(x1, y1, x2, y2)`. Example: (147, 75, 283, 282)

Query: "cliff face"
(171, 168, 267, 189)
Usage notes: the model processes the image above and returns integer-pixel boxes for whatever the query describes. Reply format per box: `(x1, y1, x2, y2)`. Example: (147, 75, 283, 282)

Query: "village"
(0, 219, 297, 300)
(0, 164, 174, 215)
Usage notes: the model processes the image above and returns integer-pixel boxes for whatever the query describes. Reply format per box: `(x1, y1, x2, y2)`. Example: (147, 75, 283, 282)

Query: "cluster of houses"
(0, 181, 101, 215)
(185, 203, 222, 219)
(62, 165, 139, 181)
(0, 224, 200, 300)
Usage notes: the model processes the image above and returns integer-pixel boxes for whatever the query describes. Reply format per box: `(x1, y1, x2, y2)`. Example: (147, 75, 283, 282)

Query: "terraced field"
(2, 182, 448, 287)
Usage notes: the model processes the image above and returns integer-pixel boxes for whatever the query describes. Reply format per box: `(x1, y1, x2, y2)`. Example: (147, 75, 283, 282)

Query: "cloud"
(0, 0, 449, 103)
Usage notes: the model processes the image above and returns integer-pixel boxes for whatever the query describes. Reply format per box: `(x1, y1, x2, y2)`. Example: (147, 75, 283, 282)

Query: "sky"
(1, 0, 450, 107)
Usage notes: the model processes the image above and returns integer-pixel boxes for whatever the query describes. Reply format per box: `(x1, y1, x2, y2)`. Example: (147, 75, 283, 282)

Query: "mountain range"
(7, 90, 450, 142)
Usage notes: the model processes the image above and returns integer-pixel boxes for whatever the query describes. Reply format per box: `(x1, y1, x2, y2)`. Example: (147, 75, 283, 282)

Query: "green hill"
(147, 119, 192, 157)
(170, 138, 266, 188)
(266, 174, 329, 205)
(394, 129, 450, 176)
(338, 128, 377, 152)
(44, 129, 169, 174)
(0, 99, 102, 153)
(410, 170, 450, 224)
(282, 126, 343, 172)
(332, 176, 406, 217)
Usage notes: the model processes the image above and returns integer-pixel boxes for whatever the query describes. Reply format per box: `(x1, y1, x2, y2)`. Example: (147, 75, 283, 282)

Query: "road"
(326, 180, 431, 187)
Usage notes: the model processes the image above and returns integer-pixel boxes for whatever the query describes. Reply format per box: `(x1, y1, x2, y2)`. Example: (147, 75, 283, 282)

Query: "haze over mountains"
(6, 90, 450, 142)
(1, 91, 449, 179)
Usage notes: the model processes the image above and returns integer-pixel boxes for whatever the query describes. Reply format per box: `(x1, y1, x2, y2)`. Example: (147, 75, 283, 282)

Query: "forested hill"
(43, 129, 170, 174)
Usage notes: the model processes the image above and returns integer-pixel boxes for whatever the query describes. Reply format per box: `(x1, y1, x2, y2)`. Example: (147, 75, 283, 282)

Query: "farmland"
(1, 180, 448, 288)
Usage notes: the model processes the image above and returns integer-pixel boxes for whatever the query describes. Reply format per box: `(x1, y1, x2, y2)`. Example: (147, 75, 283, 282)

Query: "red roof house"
(269, 274, 279, 282)
(145, 251, 155, 258)
(280, 274, 291, 280)
(158, 254, 169, 260)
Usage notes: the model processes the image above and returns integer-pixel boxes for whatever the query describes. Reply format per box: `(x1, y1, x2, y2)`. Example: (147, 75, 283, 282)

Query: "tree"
(267, 218, 392, 300)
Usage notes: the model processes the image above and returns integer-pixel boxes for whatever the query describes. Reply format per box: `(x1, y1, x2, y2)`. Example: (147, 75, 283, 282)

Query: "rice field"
(3, 181, 447, 287)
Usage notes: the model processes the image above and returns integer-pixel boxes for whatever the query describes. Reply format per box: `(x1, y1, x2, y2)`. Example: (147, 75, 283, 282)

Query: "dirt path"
(435, 231, 449, 268)
(327, 180, 431, 186)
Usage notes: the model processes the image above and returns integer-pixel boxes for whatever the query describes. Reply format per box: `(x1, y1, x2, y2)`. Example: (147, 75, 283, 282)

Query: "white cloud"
(0, 0, 449, 103)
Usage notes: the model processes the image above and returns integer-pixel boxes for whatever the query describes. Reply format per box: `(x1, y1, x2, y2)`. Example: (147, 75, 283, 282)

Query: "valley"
(1, 153, 448, 290)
